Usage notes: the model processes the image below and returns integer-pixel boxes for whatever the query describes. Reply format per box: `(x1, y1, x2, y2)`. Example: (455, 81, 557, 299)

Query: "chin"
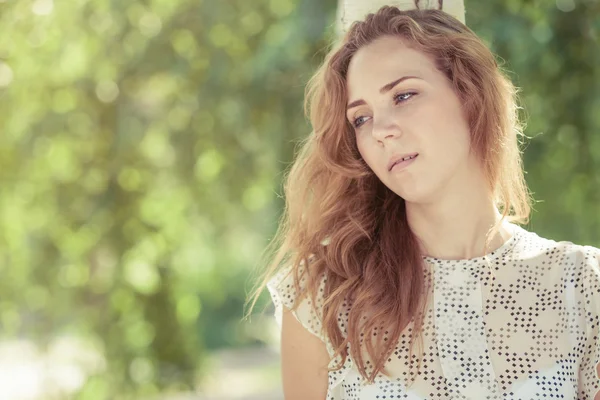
(388, 184, 434, 205)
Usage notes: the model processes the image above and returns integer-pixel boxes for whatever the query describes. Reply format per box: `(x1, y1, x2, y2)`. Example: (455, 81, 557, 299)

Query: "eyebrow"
(346, 76, 421, 111)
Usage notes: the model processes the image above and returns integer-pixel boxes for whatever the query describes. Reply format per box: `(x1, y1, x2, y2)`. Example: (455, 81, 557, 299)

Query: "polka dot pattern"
(267, 222, 600, 399)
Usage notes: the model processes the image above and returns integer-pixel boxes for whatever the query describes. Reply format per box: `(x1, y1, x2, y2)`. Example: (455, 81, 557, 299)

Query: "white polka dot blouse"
(267, 222, 600, 399)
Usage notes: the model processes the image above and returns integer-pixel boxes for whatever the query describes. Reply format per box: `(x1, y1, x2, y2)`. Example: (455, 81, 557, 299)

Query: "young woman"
(246, 6, 600, 399)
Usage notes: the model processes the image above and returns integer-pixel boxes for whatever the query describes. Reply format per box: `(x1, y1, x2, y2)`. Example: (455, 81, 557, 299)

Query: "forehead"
(346, 35, 438, 96)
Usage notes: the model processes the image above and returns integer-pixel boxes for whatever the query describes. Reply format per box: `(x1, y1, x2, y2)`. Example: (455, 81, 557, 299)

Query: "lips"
(388, 153, 419, 171)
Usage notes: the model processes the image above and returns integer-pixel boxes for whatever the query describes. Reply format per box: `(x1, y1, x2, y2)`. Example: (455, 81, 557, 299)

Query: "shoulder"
(515, 226, 599, 267)
(513, 227, 599, 299)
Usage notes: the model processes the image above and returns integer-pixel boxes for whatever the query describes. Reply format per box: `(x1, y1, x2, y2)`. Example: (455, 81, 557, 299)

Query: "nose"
(371, 113, 402, 142)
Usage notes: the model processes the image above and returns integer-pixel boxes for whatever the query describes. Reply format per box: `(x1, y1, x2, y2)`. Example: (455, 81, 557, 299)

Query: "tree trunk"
(336, 0, 466, 36)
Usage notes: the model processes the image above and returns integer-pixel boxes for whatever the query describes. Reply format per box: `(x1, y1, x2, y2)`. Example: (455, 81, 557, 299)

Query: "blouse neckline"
(421, 221, 523, 264)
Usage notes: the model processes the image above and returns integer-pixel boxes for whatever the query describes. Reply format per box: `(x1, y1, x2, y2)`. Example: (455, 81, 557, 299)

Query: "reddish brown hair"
(246, 6, 532, 386)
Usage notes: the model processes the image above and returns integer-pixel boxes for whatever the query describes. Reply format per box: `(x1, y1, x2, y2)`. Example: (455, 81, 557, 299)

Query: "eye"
(352, 116, 368, 128)
(351, 92, 417, 128)
(393, 91, 416, 105)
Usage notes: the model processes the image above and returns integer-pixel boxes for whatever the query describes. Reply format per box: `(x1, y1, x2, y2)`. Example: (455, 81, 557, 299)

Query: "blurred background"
(0, 0, 598, 399)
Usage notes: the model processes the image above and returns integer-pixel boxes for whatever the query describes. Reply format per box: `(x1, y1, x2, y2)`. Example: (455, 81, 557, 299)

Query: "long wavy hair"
(245, 6, 533, 386)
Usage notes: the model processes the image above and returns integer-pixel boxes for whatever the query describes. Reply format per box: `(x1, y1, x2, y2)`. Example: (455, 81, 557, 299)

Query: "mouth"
(389, 153, 419, 171)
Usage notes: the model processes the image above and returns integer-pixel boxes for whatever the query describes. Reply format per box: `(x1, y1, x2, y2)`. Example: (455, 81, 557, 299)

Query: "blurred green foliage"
(0, 0, 597, 398)
(466, 0, 600, 241)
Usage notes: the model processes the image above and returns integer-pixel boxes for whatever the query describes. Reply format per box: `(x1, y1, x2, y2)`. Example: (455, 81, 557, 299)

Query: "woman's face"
(345, 35, 481, 204)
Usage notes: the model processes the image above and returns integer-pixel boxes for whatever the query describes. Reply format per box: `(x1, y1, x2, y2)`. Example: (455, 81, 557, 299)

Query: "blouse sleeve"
(579, 245, 600, 399)
(266, 264, 355, 397)
(266, 264, 328, 343)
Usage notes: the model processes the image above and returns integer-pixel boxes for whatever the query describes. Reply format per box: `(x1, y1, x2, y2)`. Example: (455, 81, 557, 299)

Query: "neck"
(406, 192, 510, 261)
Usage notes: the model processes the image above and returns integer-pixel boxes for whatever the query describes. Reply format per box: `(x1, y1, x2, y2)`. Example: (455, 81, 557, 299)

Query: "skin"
(345, 34, 512, 260)
(281, 308, 329, 399)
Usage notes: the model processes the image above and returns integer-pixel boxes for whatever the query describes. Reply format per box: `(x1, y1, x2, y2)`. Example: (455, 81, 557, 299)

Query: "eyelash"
(352, 92, 417, 128)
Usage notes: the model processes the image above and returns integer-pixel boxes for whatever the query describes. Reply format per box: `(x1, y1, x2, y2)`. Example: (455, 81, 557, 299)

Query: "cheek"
(356, 137, 381, 173)
(421, 103, 471, 157)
